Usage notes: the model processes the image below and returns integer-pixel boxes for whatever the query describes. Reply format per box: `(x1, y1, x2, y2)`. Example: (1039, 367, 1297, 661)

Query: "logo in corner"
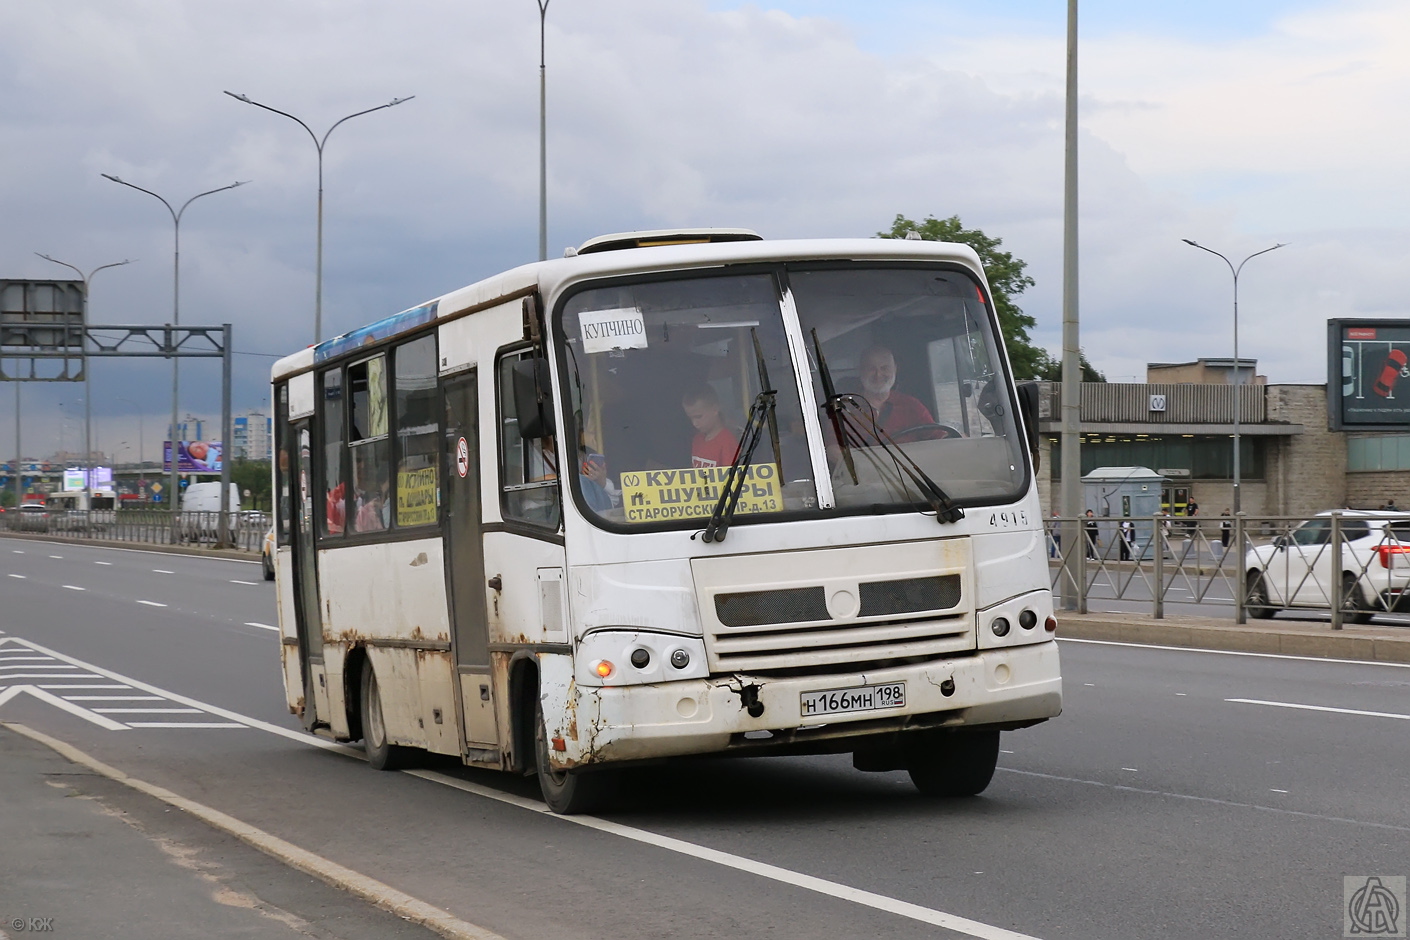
(1346, 876, 1406, 937)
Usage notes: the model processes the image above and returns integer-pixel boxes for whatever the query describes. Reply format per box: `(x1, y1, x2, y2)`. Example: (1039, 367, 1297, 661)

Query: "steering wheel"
(892, 423, 961, 443)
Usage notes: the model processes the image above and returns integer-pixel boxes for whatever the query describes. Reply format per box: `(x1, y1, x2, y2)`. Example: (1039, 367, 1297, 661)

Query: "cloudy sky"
(3, 0, 1407, 460)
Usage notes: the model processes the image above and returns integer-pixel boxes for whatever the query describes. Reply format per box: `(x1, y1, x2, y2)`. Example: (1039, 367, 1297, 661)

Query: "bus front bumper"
(565, 639, 1061, 766)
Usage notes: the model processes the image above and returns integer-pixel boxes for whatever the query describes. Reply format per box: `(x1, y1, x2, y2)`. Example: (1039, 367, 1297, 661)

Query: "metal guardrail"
(1046, 512, 1410, 629)
(1, 508, 269, 552)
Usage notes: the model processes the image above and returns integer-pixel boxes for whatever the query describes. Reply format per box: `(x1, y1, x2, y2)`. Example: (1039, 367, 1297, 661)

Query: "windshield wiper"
(810, 329, 963, 525)
(703, 330, 778, 543)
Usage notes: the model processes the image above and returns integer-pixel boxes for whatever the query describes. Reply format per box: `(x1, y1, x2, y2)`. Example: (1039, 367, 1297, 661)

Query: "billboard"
(1328, 320, 1410, 429)
(163, 440, 223, 473)
(60, 467, 113, 491)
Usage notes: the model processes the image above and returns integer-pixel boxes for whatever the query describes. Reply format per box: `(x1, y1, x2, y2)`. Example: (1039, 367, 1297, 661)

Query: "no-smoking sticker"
(455, 437, 469, 478)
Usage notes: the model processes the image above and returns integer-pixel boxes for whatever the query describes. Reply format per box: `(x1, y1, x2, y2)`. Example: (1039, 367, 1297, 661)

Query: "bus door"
(290, 422, 325, 730)
(442, 371, 498, 751)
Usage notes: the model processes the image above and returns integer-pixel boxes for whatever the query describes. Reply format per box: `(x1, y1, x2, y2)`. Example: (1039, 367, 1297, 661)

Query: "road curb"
(0, 721, 508, 940)
(1057, 614, 1410, 664)
(0, 530, 258, 561)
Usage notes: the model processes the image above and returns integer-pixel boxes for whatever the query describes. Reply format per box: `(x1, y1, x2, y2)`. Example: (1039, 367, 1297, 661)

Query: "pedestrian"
(1120, 518, 1134, 561)
(1219, 508, 1231, 549)
(1048, 510, 1061, 558)
(1187, 496, 1200, 517)
(1389, 498, 1399, 512)
(1084, 509, 1099, 559)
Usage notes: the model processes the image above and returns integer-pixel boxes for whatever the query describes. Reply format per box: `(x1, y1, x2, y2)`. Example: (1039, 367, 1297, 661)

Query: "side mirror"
(1015, 382, 1041, 470)
(511, 357, 555, 440)
(1272, 535, 1288, 550)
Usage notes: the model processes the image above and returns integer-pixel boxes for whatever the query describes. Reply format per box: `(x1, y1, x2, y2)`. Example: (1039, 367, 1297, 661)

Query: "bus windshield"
(558, 263, 1025, 530)
(789, 265, 1025, 511)
(560, 272, 817, 527)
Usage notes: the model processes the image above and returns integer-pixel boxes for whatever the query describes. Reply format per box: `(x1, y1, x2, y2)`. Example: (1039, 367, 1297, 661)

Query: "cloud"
(1, 0, 1406, 456)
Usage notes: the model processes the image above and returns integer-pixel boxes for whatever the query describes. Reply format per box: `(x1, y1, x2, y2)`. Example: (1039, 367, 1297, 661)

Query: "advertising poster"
(1329, 320, 1410, 428)
(163, 440, 223, 473)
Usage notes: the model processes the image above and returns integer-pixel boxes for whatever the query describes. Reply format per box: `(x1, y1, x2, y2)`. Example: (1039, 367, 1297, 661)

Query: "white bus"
(270, 229, 1062, 813)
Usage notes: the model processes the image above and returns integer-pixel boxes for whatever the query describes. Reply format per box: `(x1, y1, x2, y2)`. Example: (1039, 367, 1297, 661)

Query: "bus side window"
(394, 334, 439, 528)
(348, 354, 392, 534)
(320, 368, 346, 537)
(498, 350, 561, 530)
(276, 384, 292, 546)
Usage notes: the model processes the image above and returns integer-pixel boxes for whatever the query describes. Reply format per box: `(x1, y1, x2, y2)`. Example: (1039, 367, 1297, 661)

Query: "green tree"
(230, 459, 272, 511)
(1033, 348, 1106, 383)
(879, 213, 1047, 378)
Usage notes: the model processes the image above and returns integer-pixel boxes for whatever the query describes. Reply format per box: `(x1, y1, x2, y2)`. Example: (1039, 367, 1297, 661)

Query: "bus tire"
(535, 699, 611, 814)
(1245, 571, 1275, 619)
(906, 729, 1000, 798)
(361, 663, 413, 772)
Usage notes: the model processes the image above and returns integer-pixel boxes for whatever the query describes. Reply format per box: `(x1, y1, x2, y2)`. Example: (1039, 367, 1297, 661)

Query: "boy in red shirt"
(682, 387, 739, 469)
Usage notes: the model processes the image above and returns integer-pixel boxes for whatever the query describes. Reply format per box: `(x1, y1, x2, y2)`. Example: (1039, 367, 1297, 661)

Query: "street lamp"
(1183, 238, 1286, 623)
(223, 91, 414, 344)
(35, 254, 133, 506)
(1181, 239, 1286, 516)
(537, 0, 551, 262)
(101, 174, 248, 516)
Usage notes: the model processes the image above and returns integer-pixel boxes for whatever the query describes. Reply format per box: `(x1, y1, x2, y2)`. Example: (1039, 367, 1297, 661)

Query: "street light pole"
(101, 175, 247, 520)
(223, 91, 414, 344)
(1181, 240, 1286, 516)
(538, 0, 551, 262)
(1183, 238, 1286, 625)
(35, 255, 133, 507)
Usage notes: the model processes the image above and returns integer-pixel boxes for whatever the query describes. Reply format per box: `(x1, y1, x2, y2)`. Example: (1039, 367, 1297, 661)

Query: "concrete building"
(232, 412, 271, 461)
(1037, 362, 1410, 518)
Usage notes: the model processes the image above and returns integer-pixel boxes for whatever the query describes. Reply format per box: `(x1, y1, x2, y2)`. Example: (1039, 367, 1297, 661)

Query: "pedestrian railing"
(1, 508, 269, 553)
(1046, 511, 1410, 628)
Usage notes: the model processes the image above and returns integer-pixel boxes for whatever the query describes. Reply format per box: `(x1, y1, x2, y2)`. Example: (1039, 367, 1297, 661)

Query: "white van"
(181, 481, 241, 513)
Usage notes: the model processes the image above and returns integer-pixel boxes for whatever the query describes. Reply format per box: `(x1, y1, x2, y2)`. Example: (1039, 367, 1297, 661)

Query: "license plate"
(800, 681, 906, 717)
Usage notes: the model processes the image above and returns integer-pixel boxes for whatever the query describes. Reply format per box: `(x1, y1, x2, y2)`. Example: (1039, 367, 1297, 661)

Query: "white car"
(1244, 510, 1410, 622)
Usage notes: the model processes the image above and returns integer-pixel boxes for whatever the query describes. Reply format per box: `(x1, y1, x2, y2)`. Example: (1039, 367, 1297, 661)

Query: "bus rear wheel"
(534, 700, 611, 814)
(361, 664, 413, 772)
(906, 729, 1000, 798)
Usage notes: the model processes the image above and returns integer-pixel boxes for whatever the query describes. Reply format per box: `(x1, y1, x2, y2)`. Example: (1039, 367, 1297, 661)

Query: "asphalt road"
(2, 534, 1409, 940)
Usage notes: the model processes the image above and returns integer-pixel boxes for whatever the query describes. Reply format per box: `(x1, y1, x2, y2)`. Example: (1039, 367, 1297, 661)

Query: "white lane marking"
(229, 579, 259, 586)
(243, 622, 279, 632)
(64, 696, 165, 701)
(1083, 682, 1095, 687)
(0, 673, 104, 680)
(0, 536, 260, 564)
(1000, 749, 1015, 754)
(38, 684, 131, 690)
(49, 555, 63, 559)
(4, 635, 1042, 939)
(1175, 692, 1187, 696)
(1060, 637, 1410, 670)
(153, 569, 174, 574)
(137, 600, 167, 607)
(0, 686, 129, 730)
(998, 767, 1410, 834)
(410, 768, 1045, 940)
(93, 707, 203, 714)
(1121, 767, 1139, 772)
(62, 585, 86, 591)
(1270, 788, 1289, 794)
(1226, 698, 1410, 722)
(0, 663, 79, 670)
(95, 561, 112, 566)
(11, 549, 23, 553)
(0, 656, 53, 662)
(5, 638, 358, 753)
(125, 727, 249, 732)
(8, 573, 26, 579)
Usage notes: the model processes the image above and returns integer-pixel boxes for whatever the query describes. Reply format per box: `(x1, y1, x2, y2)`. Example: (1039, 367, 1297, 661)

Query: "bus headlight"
(977, 590, 1052, 651)
(577, 630, 709, 686)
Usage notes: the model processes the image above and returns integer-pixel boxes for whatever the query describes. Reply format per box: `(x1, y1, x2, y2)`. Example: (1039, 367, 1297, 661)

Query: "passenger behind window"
(579, 449, 613, 511)
(682, 386, 740, 469)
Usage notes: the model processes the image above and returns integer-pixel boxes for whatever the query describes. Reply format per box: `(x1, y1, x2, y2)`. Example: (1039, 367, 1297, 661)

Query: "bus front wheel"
(535, 700, 611, 814)
(906, 729, 1000, 797)
(361, 664, 413, 772)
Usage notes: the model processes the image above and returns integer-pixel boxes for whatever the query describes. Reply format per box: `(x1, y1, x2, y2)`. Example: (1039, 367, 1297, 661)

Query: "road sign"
(456, 437, 469, 478)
